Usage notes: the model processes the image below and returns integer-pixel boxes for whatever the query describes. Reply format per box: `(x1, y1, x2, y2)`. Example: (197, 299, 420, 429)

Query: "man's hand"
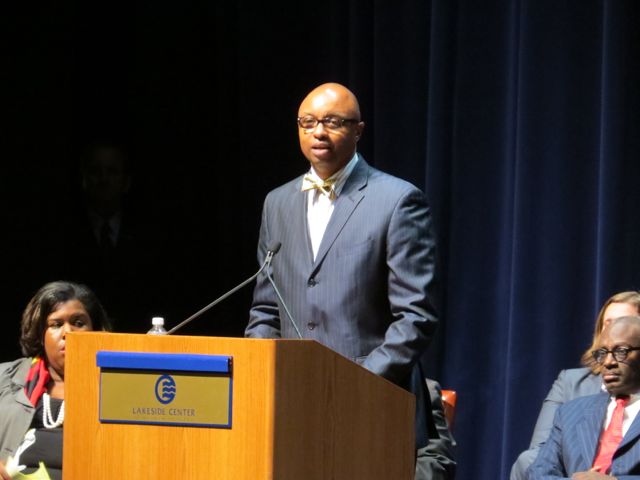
(572, 466, 617, 479)
(0, 460, 11, 480)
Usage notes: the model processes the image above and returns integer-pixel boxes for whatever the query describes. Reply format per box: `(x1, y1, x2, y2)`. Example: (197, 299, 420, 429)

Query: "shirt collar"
(87, 208, 121, 228)
(607, 391, 640, 404)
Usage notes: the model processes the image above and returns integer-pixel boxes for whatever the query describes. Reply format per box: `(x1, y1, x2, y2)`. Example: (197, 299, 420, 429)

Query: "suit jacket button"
(307, 323, 316, 330)
(307, 278, 317, 287)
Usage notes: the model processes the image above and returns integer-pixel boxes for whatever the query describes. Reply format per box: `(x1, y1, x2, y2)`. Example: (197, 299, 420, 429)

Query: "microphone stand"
(167, 249, 275, 335)
(265, 268, 302, 338)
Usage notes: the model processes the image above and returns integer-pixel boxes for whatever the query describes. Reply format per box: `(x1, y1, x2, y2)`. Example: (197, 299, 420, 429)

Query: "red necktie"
(592, 395, 630, 473)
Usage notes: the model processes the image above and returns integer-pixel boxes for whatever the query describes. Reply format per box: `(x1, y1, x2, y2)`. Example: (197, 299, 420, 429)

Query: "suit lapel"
(619, 405, 640, 450)
(13, 360, 34, 409)
(311, 157, 368, 274)
(292, 178, 315, 266)
(577, 393, 609, 468)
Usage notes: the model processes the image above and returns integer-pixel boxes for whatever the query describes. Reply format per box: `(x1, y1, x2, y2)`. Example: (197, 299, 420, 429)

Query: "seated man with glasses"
(527, 315, 640, 479)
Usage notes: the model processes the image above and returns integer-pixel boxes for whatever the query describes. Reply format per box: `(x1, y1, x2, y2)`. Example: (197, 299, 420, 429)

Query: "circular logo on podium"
(155, 374, 176, 404)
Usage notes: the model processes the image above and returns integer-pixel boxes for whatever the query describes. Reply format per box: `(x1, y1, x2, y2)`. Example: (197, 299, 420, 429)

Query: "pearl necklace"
(42, 393, 65, 429)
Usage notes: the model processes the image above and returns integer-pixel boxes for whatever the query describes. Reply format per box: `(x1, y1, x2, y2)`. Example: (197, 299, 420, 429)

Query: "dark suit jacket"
(527, 392, 640, 479)
(511, 367, 602, 480)
(246, 156, 439, 449)
(421, 379, 457, 479)
(51, 202, 167, 332)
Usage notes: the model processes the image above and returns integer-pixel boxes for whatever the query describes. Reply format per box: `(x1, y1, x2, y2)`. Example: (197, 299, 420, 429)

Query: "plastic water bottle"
(147, 317, 167, 335)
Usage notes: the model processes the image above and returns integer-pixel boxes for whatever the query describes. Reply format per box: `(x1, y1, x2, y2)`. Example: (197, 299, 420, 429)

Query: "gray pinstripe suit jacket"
(246, 155, 439, 447)
(527, 392, 640, 479)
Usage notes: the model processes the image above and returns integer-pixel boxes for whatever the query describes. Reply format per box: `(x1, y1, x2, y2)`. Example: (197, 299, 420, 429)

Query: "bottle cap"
(151, 317, 164, 326)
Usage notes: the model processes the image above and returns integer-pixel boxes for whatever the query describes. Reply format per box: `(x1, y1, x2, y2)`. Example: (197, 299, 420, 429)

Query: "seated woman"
(0, 281, 110, 480)
(510, 290, 640, 480)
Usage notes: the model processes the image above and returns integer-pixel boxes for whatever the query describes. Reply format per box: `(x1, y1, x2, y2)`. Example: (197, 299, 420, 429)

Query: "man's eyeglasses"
(297, 115, 359, 130)
(591, 346, 640, 364)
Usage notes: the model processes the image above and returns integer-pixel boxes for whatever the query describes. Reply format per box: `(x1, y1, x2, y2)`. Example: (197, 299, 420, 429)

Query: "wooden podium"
(64, 332, 415, 479)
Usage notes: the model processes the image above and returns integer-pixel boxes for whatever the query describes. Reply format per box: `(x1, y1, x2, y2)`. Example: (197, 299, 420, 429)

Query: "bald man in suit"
(245, 83, 453, 478)
(527, 316, 640, 479)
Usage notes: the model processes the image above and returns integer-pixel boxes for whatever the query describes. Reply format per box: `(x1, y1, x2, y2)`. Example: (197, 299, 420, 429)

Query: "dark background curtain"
(3, 1, 639, 478)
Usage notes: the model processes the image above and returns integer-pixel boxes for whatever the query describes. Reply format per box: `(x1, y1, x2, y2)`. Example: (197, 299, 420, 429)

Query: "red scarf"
(24, 356, 51, 407)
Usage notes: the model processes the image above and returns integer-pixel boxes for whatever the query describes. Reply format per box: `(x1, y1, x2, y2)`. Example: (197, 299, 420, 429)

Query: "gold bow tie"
(301, 174, 337, 199)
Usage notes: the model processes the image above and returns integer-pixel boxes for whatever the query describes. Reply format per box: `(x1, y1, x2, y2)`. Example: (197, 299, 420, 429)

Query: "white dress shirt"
(306, 154, 359, 260)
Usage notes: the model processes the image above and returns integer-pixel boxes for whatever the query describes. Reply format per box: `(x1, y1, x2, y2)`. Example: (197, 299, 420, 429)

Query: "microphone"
(166, 241, 281, 335)
(264, 247, 302, 339)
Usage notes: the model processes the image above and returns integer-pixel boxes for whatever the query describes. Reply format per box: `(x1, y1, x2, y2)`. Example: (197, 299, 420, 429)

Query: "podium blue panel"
(96, 351, 232, 373)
